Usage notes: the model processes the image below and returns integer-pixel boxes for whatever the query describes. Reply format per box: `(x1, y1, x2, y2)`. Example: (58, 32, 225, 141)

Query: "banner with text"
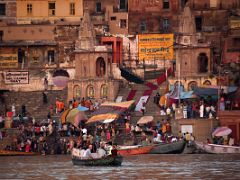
(230, 19, 240, 29)
(4, 71, 29, 84)
(138, 34, 174, 61)
(0, 54, 18, 68)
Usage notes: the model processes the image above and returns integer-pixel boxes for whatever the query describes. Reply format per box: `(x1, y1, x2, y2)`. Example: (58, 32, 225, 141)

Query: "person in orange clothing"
(72, 99, 79, 108)
(60, 101, 65, 113)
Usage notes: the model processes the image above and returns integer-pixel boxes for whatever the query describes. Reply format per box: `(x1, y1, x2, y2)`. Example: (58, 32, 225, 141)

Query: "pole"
(178, 57, 181, 106)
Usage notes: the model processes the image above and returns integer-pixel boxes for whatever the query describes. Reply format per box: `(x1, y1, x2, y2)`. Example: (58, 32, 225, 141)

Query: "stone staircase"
(117, 80, 169, 124)
(0, 89, 67, 123)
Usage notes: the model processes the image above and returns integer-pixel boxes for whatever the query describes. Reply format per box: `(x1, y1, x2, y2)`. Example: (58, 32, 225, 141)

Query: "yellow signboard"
(138, 34, 174, 61)
(0, 54, 18, 68)
(230, 19, 240, 29)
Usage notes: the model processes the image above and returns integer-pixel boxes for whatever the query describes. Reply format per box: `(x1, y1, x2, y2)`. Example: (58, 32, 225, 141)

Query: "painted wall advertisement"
(4, 71, 29, 84)
(0, 54, 18, 68)
(138, 34, 174, 61)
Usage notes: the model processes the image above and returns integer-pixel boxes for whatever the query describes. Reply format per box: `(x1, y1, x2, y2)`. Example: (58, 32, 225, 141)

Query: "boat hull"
(72, 155, 123, 166)
(195, 142, 240, 154)
(117, 145, 154, 156)
(150, 140, 186, 154)
(0, 150, 40, 156)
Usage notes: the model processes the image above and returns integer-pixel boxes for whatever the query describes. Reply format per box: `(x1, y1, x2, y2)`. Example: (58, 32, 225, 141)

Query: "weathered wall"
(171, 118, 219, 142)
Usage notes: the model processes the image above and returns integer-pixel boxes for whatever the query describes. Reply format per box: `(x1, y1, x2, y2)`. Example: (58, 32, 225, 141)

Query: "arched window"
(86, 85, 94, 98)
(188, 81, 197, 91)
(203, 80, 211, 86)
(198, 53, 208, 73)
(73, 85, 81, 99)
(100, 84, 108, 98)
(96, 57, 106, 77)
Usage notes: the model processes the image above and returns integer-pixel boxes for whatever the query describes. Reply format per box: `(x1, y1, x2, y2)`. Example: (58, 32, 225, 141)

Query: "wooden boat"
(117, 145, 154, 156)
(149, 140, 186, 154)
(0, 150, 40, 156)
(72, 155, 123, 166)
(195, 141, 240, 154)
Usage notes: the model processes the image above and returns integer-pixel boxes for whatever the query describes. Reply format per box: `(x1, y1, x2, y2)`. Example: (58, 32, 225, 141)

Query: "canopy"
(61, 108, 87, 127)
(137, 116, 154, 125)
(212, 127, 232, 137)
(77, 105, 89, 111)
(87, 114, 119, 124)
(60, 109, 71, 124)
(87, 100, 135, 124)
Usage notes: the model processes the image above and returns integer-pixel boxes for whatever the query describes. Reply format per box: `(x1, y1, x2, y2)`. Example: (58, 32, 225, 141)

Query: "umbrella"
(61, 109, 71, 124)
(66, 108, 87, 127)
(137, 116, 154, 125)
(103, 119, 115, 124)
(212, 127, 232, 137)
(77, 105, 89, 111)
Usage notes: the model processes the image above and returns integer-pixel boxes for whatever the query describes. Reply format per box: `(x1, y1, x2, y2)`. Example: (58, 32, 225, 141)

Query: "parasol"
(61, 109, 71, 124)
(77, 105, 89, 111)
(212, 127, 232, 137)
(65, 108, 87, 127)
(137, 116, 154, 125)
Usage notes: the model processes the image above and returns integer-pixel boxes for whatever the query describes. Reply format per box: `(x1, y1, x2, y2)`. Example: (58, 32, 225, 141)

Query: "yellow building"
(16, 0, 83, 24)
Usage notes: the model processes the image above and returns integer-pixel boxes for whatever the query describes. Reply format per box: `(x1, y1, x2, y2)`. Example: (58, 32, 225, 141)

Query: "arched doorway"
(96, 57, 106, 77)
(100, 84, 108, 98)
(203, 80, 211, 86)
(73, 85, 81, 99)
(86, 85, 94, 98)
(198, 53, 208, 73)
(188, 81, 197, 91)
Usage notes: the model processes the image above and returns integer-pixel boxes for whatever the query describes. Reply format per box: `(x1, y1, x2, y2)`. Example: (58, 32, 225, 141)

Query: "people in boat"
(82, 145, 93, 159)
(97, 142, 107, 158)
(111, 145, 118, 157)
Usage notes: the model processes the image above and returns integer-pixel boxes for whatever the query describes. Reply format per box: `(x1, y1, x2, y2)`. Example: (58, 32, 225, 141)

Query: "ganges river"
(0, 154, 240, 179)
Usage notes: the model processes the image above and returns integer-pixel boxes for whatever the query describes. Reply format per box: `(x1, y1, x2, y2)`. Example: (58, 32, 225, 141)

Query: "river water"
(0, 154, 240, 179)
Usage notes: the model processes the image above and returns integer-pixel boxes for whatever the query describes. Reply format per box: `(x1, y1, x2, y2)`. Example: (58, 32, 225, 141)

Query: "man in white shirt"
(82, 145, 93, 159)
(82, 127, 87, 135)
(97, 142, 107, 158)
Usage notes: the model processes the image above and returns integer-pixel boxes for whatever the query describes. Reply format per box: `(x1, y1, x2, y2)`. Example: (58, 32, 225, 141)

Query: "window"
(96, 2, 101, 12)
(111, 16, 116, 21)
(163, 0, 169, 9)
(48, 50, 55, 63)
(195, 17, 202, 31)
(119, 0, 127, 10)
(48, 2, 55, 16)
(140, 20, 147, 33)
(0, 31, 3, 41)
(120, 19, 127, 28)
(70, 3, 75, 15)
(0, 4, 6, 16)
(163, 18, 170, 32)
(27, 4, 32, 14)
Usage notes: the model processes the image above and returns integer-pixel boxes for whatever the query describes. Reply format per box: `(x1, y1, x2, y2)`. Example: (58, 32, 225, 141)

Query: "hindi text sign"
(0, 54, 18, 68)
(4, 71, 29, 84)
(138, 34, 174, 61)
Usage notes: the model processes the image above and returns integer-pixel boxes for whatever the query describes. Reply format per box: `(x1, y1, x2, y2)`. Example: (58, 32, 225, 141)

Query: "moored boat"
(72, 155, 123, 166)
(149, 140, 186, 154)
(195, 141, 240, 154)
(0, 150, 40, 156)
(117, 145, 154, 156)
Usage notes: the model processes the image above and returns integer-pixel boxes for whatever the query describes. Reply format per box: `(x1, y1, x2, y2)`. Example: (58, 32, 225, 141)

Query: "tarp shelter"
(194, 86, 238, 97)
(87, 100, 135, 124)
